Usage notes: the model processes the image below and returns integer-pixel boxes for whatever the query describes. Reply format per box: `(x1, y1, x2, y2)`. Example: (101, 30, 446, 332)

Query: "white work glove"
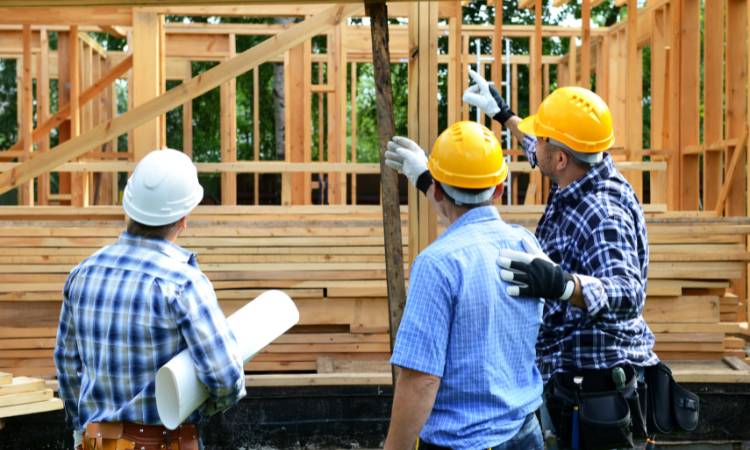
(497, 249, 576, 301)
(463, 68, 501, 118)
(385, 136, 431, 193)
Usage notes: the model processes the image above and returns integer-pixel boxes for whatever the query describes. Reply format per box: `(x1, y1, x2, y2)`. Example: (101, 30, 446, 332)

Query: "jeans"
(417, 413, 543, 450)
(493, 412, 544, 450)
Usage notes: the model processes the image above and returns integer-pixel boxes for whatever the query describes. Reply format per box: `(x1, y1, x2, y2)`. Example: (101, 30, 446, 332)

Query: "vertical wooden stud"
(221, 34, 237, 205)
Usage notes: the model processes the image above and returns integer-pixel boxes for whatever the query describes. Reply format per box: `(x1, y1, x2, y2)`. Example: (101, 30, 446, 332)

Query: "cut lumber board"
(0, 388, 52, 408)
(644, 296, 720, 323)
(0, 372, 10, 385)
(0, 397, 63, 418)
(0, 377, 46, 396)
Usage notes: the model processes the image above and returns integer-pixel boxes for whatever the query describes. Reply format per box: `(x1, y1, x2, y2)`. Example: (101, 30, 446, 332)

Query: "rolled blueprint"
(155, 290, 299, 429)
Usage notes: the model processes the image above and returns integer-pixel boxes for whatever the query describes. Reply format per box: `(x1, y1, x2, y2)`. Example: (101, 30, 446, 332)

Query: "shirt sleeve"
(577, 215, 645, 320)
(390, 254, 453, 378)
(169, 275, 246, 413)
(54, 271, 83, 431)
(521, 135, 538, 168)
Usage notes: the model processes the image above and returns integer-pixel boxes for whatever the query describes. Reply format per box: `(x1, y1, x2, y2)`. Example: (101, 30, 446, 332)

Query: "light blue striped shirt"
(391, 206, 544, 450)
(55, 232, 246, 431)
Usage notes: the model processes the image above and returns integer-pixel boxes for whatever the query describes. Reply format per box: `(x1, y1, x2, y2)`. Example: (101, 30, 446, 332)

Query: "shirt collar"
(117, 231, 196, 265)
(553, 152, 614, 203)
(442, 205, 501, 237)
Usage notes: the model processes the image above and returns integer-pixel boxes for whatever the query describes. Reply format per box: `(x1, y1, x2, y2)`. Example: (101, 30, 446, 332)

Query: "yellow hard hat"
(518, 86, 615, 153)
(428, 121, 508, 189)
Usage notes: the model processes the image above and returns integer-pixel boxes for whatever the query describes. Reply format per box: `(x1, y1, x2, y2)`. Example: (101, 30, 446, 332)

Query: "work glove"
(463, 69, 516, 126)
(385, 136, 433, 194)
(497, 249, 576, 301)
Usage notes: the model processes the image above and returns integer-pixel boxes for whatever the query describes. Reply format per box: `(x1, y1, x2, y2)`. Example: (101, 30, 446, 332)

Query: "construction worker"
(54, 149, 246, 450)
(462, 70, 658, 448)
(383, 121, 545, 450)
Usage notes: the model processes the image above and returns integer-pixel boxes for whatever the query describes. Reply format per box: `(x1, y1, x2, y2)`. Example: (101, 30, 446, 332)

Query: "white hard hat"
(123, 149, 204, 226)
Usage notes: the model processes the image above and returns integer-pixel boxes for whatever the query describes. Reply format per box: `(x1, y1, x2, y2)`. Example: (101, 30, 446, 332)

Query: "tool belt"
(544, 363, 699, 450)
(81, 422, 199, 450)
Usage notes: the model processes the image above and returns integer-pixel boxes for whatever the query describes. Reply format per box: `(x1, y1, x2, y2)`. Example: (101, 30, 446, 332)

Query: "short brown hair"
(126, 218, 182, 240)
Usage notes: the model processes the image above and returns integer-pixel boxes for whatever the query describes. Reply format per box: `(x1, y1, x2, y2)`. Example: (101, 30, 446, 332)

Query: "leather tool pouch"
(644, 362, 699, 434)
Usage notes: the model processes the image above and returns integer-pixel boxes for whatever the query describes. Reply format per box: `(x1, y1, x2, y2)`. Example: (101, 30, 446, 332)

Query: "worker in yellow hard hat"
(463, 69, 661, 449)
(383, 121, 545, 450)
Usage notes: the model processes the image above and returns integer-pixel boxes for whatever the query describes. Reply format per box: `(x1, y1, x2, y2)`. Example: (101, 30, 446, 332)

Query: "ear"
(433, 183, 445, 202)
(556, 148, 570, 172)
(178, 216, 188, 232)
(492, 183, 505, 200)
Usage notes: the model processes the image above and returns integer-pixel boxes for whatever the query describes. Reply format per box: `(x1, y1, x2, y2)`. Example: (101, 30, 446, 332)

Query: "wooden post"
(650, 7, 668, 204)
(596, 34, 609, 102)
(182, 61, 193, 158)
(57, 31, 71, 204)
(327, 22, 348, 204)
(20, 25, 33, 206)
(221, 34, 237, 205)
(568, 38, 577, 86)
(284, 39, 312, 205)
(37, 28, 50, 206)
(679, 0, 700, 210)
(703, 1, 724, 210)
(69, 27, 88, 207)
(447, 0, 462, 125)
(581, 0, 591, 89)
(132, 10, 163, 161)
(491, 0, 502, 137)
(253, 67, 260, 205)
(367, 1, 407, 358)
(626, 0, 643, 199)
(725, 0, 747, 217)
(531, 0, 543, 203)
(351, 62, 358, 205)
(726, 0, 748, 319)
(667, 0, 682, 209)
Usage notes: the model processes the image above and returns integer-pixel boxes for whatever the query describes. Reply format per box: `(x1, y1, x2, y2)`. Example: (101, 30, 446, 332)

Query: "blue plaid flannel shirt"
(522, 136, 659, 381)
(54, 232, 246, 432)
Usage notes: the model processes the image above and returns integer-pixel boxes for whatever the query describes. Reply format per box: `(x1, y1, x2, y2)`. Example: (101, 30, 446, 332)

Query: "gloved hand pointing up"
(463, 69, 516, 126)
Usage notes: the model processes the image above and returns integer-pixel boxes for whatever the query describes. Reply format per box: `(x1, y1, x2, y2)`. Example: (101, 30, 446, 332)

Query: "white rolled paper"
(155, 289, 299, 429)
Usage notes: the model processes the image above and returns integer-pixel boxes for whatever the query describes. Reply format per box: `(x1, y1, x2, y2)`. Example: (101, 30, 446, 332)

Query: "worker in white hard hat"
(383, 121, 544, 450)
(55, 149, 246, 450)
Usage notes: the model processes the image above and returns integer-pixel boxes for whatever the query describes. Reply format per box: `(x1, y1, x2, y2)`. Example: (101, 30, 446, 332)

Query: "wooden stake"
(581, 0, 591, 89)
(366, 1, 407, 358)
(20, 25, 33, 206)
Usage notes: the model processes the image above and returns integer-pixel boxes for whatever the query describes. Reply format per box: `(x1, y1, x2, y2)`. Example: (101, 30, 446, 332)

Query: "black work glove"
(497, 249, 576, 301)
(488, 84, 516, 126)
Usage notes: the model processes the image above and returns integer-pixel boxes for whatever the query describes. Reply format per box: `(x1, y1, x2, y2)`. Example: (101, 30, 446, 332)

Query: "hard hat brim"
(518, 115, 536, 137)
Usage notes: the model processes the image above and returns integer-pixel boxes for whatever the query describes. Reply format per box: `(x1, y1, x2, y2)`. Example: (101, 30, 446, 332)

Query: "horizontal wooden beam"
(145, 3, 456, 18)
(0, 7, 132, 26)
(0, 161, 383, 174)
(0, 4, 361, 195)
(0, 159, 666, 174)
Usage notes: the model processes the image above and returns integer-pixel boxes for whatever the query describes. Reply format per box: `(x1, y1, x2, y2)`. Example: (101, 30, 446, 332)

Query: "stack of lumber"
(0, 206, 404, 376)
(0, 371, 62, 418)
(0, 206, 747, 380)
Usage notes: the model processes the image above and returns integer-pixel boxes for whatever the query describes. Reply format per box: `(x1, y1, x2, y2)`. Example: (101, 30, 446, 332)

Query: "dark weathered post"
(366, 1, 406, 379)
